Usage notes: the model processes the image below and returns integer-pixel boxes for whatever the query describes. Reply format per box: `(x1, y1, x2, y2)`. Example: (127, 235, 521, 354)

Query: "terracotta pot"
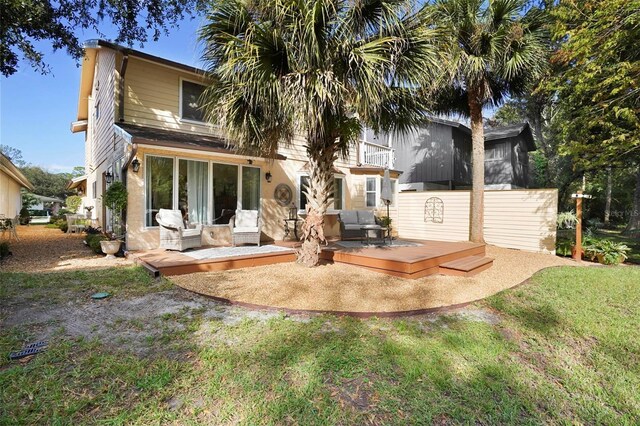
(100, 240, 121, 259)
(571, 246, 584, 258)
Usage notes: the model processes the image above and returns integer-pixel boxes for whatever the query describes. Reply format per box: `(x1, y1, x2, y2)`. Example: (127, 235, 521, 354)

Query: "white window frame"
(364, 175, 398, 209)
(179, 77, 208, 125)
(365, 177, 377, 208)
(144, 154, 261, 229)
(297, 173, 346, 213)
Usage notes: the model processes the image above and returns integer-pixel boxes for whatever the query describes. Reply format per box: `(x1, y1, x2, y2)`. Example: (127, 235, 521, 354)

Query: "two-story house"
(363, 118, 536, 191)
(70, 40, 401, 250)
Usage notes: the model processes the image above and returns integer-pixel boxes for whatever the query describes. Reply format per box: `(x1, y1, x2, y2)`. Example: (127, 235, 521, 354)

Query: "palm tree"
(431, 0, 548, 243)
(199, 0, 441, 266)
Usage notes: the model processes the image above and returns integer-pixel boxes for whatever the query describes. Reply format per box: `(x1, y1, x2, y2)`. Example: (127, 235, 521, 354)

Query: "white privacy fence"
(397, 189, 558, 254)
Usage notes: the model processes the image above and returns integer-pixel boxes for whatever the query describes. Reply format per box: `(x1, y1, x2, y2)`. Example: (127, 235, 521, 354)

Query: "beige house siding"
(396, 189, 558, 253)
(0, 169, 23, 217)
(124, 144, 395, 250)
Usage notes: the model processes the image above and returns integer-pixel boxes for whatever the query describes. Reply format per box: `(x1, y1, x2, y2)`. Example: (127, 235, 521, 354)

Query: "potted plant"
(100, 181, 128, 258)
(84, 205, 94, 219)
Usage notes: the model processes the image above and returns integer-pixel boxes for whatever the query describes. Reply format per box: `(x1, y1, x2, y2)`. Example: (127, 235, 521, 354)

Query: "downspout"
(118, 53, 129, 122)
(121, 143, 137, 251)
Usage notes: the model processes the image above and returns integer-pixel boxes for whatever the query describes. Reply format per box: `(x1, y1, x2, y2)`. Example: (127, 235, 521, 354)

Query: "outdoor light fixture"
(105, 171, 113, 184)
(265, 171, 272, 183)
(131, 158, 141, 173)
(247, 159, 253, 165)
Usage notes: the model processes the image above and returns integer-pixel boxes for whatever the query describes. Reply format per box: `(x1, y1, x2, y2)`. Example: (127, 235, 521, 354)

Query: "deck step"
(439, 255, 494, 277)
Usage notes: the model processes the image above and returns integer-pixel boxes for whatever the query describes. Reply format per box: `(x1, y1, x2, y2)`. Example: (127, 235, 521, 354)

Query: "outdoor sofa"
(337, 210, 383, 240)
(156, 209, 203, 251)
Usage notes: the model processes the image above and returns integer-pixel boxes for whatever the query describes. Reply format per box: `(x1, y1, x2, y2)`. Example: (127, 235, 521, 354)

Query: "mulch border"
(170, 265, 582, 318)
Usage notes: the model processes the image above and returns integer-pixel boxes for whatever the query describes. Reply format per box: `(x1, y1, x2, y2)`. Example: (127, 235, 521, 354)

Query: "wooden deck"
(128, 239, 492, 279)
(321, 240, 490, 279)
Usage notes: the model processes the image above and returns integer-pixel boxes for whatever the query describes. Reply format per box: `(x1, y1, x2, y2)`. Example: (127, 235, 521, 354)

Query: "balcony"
(359, 140, 395, 169)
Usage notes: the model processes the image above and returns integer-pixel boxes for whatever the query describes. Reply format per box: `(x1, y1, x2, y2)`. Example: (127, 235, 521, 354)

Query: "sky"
(0, 17, 206, 173)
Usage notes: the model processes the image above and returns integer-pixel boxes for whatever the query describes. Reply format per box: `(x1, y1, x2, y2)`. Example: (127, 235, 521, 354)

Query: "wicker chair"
(228, 209, 262, 246)
(156, 209, 203, 251)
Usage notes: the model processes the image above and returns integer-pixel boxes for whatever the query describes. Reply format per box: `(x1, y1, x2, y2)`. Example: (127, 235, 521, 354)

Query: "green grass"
(1, 266, 639, 424)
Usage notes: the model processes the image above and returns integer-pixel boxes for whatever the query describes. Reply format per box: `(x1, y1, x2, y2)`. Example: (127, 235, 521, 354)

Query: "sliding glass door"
(212, 163, 238, 224)
(146, 156, 174, 226)
(178, 159, 208, 224)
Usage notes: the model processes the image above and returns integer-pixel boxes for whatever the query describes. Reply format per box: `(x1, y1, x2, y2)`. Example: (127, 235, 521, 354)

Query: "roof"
(117, 123, 287, 160)
(426, 116, 471, 134)
(67, 175, 87, 191)
(0, 153, 34, 190)
(484, 123, 536, 151)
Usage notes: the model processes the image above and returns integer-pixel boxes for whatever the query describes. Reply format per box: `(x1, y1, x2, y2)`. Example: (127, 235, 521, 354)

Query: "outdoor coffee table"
(360, 225, 391, 245)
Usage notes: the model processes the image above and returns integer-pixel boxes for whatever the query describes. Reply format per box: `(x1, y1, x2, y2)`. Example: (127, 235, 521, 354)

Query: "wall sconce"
(247, 159, 253, 165)
(265, 171, 272, 183)
(132, 158, 141, 173)
(105, 171, 113, 184)
(77, 189, 84, 196)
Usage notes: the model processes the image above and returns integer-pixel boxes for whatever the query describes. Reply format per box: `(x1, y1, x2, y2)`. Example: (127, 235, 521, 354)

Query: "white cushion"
(233, 226, 259, 233)
(236, 210, 258, 228)
(182, 228, 202, 237)
(158, 209, 184, 229)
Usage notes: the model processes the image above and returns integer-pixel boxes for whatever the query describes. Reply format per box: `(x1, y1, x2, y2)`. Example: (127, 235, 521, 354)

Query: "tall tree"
(199, 0, 441, 265)
(552, 0, 640, 235)
(431, 0, 548, 242)
(1, 0, 206, 76)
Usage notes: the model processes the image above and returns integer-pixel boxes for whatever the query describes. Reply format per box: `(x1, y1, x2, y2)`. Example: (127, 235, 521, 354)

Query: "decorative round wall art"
(274, 183, 293, 206)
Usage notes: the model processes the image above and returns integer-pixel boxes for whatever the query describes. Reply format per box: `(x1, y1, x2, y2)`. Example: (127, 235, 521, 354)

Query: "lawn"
(1, 265, 639, 424)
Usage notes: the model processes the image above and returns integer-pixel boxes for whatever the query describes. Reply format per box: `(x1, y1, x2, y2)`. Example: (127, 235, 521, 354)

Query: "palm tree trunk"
(623, 166, 640, 237)
(468, 96, 485, 243)
(604, 167, 612, 225)
(297, 142, 336, 267)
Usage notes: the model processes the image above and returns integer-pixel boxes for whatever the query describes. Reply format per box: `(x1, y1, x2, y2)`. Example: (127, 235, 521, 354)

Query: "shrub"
(85, 233, 108, 254)
(584, 239, 630, 265)
(0, 242, 10, 259)
(65, 195, 83, 213)
(84, 225, 102, 235)
(556, 238, 573, 257)
(19, 207, 31, 225)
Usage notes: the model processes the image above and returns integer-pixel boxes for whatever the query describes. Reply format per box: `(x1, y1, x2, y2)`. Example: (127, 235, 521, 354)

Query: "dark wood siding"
(393, 122, 454, 185)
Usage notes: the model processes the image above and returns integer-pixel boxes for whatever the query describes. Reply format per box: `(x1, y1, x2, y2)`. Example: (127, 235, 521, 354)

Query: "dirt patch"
(0, 225, 133, 272)
(1, 286, 309, 357)
(171, 245, 579, 313)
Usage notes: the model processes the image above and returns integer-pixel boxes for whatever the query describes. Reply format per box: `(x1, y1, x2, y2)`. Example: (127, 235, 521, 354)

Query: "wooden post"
(573, 190, 583, 262)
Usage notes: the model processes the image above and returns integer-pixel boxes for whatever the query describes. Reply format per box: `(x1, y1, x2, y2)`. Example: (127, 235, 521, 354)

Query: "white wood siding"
(92, 49, 117, 169)
(397, 189, 558, 253)
(0, 169, 23, 217)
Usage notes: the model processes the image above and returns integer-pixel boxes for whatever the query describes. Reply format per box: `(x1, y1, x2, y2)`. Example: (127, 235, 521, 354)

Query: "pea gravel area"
(171, 245, 581, 313)
(0, 225, 132, 272)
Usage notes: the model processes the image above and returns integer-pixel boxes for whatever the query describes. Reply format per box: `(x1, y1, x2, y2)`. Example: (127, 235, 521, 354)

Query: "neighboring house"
(385, 118, 535, 191)
(67, 175, 90, 214)
(71, 40, 400, 250)
(0, 153, 34, 217)
(29, 194, 64, 213)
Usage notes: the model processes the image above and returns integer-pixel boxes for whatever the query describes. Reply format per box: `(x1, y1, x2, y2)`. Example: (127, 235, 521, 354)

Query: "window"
(179, 159, 209, 224)
(212, 163, 238, 224)
(366, 177, 377, 207)
(92, 181, 97, 199)
(242, 167, 261, 210)
(486, 142, 508, 160)
(145, 156, 174, 226)
(299, 175, 344, 211)
(181, 80, 206, 122)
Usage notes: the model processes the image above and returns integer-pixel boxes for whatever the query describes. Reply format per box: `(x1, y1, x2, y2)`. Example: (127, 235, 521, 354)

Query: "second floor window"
(181, 80, 206, 122)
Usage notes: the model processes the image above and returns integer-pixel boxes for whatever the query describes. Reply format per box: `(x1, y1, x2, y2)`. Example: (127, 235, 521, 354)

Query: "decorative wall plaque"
(424, 197, 444, 223)
(274, 183, 293, 207)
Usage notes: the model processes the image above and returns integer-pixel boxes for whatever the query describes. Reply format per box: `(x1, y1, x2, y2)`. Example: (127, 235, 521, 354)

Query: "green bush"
(65, 195, 83, 213)
(584, 239, 630, 265)
(19, 207, 31, 225)
(556, 238, 573, 257)
(0, 242, 10, 259)
(85, 234, 108, 254)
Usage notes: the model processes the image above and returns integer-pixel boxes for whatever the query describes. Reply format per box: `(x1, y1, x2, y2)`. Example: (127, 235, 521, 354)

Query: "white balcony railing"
(359, 140, 395, 169)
